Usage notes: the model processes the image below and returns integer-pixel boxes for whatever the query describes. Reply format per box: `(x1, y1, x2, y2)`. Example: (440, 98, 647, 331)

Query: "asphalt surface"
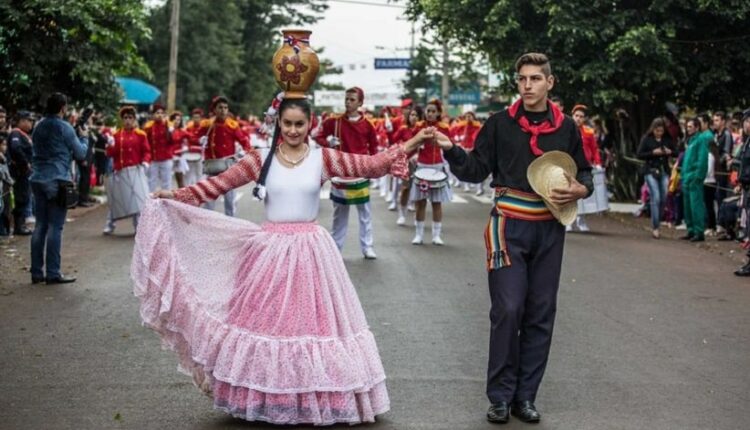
(1, 185, 749, 430)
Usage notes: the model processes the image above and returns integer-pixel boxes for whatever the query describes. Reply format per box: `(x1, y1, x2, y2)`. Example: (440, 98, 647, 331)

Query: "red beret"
(152, 103, 165, 113)
(191, 108, 204, 116)
(346, 87, 364, 102)
(572, 104, 588, 114)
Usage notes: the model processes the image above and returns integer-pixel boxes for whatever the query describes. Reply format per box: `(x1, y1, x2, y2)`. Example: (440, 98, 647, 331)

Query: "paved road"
(1, 185, 749, 430)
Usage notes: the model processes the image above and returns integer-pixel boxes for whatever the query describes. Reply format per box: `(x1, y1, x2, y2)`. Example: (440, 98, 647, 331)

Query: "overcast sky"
(307, 0, 418, 94)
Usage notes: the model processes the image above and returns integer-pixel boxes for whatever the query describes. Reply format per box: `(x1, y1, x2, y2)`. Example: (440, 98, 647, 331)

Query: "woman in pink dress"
(132, 97, 431, 425)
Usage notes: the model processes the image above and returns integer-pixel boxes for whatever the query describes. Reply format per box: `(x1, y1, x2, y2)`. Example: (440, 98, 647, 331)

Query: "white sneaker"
(396, 215, 406, 226)
(566, 224, 573, 232)
(379, 190, 387, 198)
(475, 188, 485, 196)
(407, 203, 416, 212)
(578, 223, 590, 232)
(411, 235, 423, 245)
(463, 184, 471, 192)
(385, 193, 393, 203)
(102, 225, 114, 235)
(363, 248, 377, 259)
(675, 223, 687, 230)
(388, 201, 397, 211)
(432, 235, 444, 246)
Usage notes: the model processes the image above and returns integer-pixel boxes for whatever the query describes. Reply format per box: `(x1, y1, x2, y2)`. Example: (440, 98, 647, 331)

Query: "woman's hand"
(151, 190, 175, 199)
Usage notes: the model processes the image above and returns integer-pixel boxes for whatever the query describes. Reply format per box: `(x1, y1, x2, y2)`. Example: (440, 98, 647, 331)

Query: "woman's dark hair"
(44, 93, 68, 115)
(252, 97, 312, 199)
(408, 105, 424, 127)
(642, 117, 666, 140)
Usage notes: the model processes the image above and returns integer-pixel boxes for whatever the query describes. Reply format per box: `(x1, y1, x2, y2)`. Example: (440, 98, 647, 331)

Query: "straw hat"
(527, 151, 578, 226)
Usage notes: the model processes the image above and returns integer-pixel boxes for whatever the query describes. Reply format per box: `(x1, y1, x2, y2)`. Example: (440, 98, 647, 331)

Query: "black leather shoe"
(77, 200, 94, 208)
(689, 235, 705, 242)
(734, 264, 750, 277)
(486, 402, 510, 424)
(511, 401, 541, 423)
(46, 275, 77, 284)
(717, 233, 735, 241)
(679, 234, 694, 240)
(31, 277, 45, 284)
(14, 226, 32, 236)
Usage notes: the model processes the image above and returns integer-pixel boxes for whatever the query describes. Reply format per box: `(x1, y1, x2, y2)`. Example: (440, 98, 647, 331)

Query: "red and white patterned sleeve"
(321, 144, 408, 182)
(173, 151, 263, 206)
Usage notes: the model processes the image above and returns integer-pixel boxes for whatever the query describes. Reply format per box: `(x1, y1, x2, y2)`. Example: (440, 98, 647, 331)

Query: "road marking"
(470, 195, 494, 205)
(451, 194, 468, 204)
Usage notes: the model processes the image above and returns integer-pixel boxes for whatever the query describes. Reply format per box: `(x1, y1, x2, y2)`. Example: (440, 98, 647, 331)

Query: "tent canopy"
(116, 77, 161, 105)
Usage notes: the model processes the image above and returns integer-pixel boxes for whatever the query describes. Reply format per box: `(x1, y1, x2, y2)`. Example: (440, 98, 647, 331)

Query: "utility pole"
(441, 42, 450, 104)
(167, 0, 181, 112)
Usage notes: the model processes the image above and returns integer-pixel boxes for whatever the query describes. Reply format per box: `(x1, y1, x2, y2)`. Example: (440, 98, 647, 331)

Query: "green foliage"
(139, 0, 329, 116)
(0, 0, 151, 111)
(409, 0, 750, 200)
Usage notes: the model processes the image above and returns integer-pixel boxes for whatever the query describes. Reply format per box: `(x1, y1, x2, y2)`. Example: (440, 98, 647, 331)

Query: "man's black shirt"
(444, 106, 593, 195)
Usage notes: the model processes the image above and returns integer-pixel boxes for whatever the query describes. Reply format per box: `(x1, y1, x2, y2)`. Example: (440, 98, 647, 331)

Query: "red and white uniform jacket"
(579, 125, 601, 166)
(171, 128, 192, 157)
(198, 117, 251, 160)
(315, 114, 379, 156)
(451, 119, 482, 151)
(173, 145, 408, 206)
(107, 128, 151, 171)
(411, 121, 451, 165)
(143, 120, 175, 162)
(185, 120, 203, 154)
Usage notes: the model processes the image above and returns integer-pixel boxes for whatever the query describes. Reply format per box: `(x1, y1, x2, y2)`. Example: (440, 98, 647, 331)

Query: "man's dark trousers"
(486, 217, 565, 404)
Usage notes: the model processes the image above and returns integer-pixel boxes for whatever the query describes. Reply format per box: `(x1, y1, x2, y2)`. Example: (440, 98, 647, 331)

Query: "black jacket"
(444, 107, 593, 195)
(637, 135, 675, 175)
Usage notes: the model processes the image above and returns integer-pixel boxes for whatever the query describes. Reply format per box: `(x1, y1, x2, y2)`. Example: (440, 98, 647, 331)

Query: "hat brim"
(527, 151, 579, 226)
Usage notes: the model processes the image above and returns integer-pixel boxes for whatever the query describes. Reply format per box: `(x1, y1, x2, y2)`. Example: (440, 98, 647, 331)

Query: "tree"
(139, 0, 330, 116)
(408, 0, 750, 199)
(0, 0, 151, 112)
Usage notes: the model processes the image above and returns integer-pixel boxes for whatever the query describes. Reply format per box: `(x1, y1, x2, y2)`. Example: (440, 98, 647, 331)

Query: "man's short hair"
(514, 53, 552, 76)
(44, 93, 68, 115)
(698, 112, 711, 126)
(713, 111, 727, 121)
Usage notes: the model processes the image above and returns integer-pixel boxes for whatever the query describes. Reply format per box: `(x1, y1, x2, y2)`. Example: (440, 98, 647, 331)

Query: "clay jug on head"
(272, 29, 320, 99)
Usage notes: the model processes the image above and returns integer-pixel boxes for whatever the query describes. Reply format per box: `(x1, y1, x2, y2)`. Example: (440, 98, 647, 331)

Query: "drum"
(578, 167, 609, 214)
(105, 165, 149, 220)
(203, 156, 236, 175)
(414, 167, 448, 189)
(184, 152, 202, 162)
(330, 177, 370, 205)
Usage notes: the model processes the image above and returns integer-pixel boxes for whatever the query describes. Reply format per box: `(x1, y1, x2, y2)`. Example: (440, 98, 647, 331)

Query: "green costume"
(681, 130, 713, 238)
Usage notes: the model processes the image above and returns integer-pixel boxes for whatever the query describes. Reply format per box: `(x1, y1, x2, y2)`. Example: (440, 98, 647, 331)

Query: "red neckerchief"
(507, 99, 564, 156)
(12, 127, 31, 142)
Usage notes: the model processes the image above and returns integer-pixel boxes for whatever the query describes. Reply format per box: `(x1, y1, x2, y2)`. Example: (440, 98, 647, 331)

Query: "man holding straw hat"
(432, 53, 593, 424)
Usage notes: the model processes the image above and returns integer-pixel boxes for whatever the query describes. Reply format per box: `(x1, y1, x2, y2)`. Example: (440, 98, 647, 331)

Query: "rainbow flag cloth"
(330, 178, 371, 205)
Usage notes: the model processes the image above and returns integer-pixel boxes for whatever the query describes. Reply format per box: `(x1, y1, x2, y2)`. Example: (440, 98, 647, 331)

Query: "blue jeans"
(30, 182, 68, 279)
(645, 173, 668, 230)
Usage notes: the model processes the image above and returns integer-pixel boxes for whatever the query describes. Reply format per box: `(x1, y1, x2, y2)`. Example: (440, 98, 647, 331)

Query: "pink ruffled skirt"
(131, 199, 389, 425)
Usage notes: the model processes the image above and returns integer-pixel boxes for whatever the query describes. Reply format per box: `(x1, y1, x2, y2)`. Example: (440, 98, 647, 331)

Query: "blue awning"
(116, 77, 161, 105)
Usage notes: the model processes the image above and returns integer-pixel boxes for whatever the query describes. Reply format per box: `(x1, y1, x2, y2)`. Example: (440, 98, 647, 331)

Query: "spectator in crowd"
(680, 117, 712, 242)
(0, 106, 7, 133)
(29, 93, 89, 284)
(733, 108, 750, 276)
(75, 114, 96, 208)
(0, 134, 14, 236)
(713, 111, 735, 209)
(8, 110, 35, 235)
(91, 117, 112, 186)
(702, 115, 719, 236)
(637, 117, 675, 239)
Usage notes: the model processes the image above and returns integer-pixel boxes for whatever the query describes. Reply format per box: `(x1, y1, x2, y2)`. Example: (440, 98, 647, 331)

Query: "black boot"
(734, 261, 750, 277)
(487, 402, 510, 424)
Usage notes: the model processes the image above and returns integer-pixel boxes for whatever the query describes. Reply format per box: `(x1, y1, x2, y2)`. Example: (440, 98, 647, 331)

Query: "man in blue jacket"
(29, 93, 88, 284)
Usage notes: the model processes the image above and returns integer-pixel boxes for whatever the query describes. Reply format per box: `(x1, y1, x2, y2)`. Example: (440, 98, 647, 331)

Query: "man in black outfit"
(9, 110, 35, 235)
(434, 53, 593, 424)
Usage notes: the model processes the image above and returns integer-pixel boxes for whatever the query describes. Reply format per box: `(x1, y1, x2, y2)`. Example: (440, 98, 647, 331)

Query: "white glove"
(326, 135, 340, 148)
(199, 136, 208, 148)
(141, 162, 150, 169)
(107, 135, 115, 146)
(168, 127, 174, 133)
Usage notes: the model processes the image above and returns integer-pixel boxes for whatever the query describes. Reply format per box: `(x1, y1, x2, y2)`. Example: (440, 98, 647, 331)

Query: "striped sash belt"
(484, 187, 554, 271)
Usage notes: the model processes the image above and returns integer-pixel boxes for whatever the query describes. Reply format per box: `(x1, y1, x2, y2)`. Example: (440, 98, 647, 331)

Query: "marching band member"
(169, 111, 190, 188)
(184, 108, 205, 186)
(103, 106, 151, 234)
(570, 104, 602, 232)
(392, 104, 423, 225)
(409, 98, 453, 245)
(197, 96, 251, 217)
(315, 87, 380, 259)
(144, 103, 175, 192)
